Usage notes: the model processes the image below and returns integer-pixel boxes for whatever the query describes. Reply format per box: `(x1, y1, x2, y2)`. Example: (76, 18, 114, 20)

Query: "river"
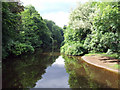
(2, 49, 119, 88)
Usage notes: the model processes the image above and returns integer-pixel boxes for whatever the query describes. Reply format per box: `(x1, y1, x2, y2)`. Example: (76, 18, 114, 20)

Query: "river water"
(2, 49, 119, 88)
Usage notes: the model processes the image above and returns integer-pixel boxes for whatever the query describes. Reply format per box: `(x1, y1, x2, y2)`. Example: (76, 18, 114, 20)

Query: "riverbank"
(81, 54, 120, 74)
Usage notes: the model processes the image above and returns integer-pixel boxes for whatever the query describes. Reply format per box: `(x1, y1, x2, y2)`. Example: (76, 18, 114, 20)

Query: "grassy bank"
(85, 53, 119, 59)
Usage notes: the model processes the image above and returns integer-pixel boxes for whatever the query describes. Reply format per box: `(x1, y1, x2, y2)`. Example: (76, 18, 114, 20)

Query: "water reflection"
(62, 55, 119, 88)
(2, 50, 59, 88)
(52, 56, 65, 66)
(34, 56, 69, 88)
(2, 50, 119, 88)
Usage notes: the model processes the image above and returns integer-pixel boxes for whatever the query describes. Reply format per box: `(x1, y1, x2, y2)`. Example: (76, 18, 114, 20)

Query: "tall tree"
(20, 5, 51, 48)
(44, 19, 64, 46)
(2, 2, 24, 58)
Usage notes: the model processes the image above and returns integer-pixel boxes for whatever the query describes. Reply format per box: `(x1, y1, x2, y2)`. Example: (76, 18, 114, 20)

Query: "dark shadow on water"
(2, 49, 59, 88)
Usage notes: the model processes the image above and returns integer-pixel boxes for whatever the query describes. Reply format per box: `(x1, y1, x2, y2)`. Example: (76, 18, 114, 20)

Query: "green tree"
(61, 2, 95, 55)
(2, 2, 24, 58)
(2, 3, 64, 59)
(61, 1, 120, 57)
(84, 2, 120, 56)
(20, 5, 51, 48)
(44, 19, 64, 46)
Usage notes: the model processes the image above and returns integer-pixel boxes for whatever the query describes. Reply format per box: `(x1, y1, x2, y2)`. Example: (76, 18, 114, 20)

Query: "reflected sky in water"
(52, 56, 65, 66)
(34, 56, 69, 88)
(3, 51, 119, 88)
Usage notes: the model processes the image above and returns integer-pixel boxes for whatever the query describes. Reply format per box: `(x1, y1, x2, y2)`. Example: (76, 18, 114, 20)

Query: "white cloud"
(20, 0, 78, 12)
(21, 0, 81, 4)
(42, 12, 70, 28)
(20, 0, 90, 7)
(20, 0, 90, 27)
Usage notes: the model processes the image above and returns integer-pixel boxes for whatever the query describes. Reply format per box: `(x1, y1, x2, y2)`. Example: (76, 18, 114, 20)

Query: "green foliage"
(61, 2, 94, 55)
(84, 2, 120, 54)
(44, 19, 64, 46)
(2, 2, 24, 58)
(9, 41, 34, 55)
(20, 5, 51, 47)
(61, 42, 87, 55)
(2, 3, 63, 59)
(61, 2, 120, 56)
(84, 53, 106, 56)
(84, 32, 119, 53)
(104, 53, 119, 59)
(69, 2, 94, 41)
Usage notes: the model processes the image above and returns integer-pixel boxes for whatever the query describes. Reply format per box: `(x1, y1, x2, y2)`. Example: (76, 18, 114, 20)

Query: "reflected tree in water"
(3, 51, 59, 88)
(62, 55, 113, 88)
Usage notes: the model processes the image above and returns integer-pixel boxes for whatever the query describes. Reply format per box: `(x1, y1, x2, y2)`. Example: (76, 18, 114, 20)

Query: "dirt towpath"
(82, 54, 120, 74)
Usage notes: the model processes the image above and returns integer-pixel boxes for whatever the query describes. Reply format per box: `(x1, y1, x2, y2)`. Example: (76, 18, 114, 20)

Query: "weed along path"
(82, 54, 120, 74)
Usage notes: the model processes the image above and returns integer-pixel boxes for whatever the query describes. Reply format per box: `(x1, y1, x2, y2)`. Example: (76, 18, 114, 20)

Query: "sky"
(20, 0, 89, 28)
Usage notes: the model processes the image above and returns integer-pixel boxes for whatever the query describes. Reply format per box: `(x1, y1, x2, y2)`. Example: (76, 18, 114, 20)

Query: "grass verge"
(85, 53, 119, 59)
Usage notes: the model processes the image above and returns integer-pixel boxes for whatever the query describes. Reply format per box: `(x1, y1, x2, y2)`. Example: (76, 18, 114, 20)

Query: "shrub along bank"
(2, 2, 63, 59)
(61, 1, 120, 59)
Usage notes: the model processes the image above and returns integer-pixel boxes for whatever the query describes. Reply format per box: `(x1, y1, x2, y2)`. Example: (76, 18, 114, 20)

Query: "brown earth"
(81, 54, 120, 74)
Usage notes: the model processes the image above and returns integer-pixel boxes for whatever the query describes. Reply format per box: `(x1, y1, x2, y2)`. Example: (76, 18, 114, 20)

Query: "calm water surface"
(2, 49, 119, 88)
(34, 56, 69, 88)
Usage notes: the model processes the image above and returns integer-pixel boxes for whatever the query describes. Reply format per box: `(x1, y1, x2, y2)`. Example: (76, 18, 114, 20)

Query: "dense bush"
(61, 1, 120, 57)
(2, 2, 24, 58)
(61, 2, 94, 55)
(61, 42, 87, 55)
(8, 41, 34, 55)
(84, 2, 120, 54)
